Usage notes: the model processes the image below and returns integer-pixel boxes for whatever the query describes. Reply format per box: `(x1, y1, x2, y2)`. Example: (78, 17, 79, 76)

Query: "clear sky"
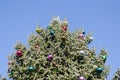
(0, 0, 120, 79)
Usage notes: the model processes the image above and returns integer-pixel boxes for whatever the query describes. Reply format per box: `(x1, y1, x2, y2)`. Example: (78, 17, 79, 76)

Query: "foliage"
(8, 17, 110, 80)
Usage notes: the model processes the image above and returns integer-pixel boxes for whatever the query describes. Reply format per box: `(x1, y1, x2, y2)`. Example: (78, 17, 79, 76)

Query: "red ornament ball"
(8, 61, 13, 65)
(62, 26, 67, 31)
(35, 45, 39, 48)
(47, 54, 53, 61)
(78, 34, 84, 39)
(16, 50, 22, 57)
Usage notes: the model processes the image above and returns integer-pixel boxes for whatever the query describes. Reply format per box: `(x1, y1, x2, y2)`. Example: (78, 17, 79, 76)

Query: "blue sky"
(0, 0, 120, 79)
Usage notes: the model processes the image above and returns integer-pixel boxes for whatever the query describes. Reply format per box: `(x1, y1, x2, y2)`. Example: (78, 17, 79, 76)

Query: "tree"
(8, 17, 110, 80)
(112, 68, 120, 80)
